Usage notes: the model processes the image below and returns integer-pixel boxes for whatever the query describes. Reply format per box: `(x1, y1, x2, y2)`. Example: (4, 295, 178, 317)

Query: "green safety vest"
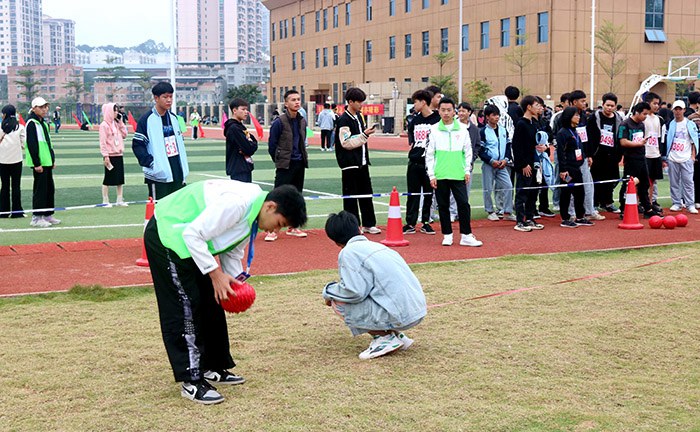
(155, 181, 267, 259)
(25, 118, 53, 167)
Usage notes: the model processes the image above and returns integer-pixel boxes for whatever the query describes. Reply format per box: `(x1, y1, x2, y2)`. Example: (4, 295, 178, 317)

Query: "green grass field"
(1, 244, 698, 431)
(0, 129, 675, 246)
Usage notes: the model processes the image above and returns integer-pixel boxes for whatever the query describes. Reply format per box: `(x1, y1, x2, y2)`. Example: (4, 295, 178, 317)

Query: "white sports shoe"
(688, 206, 698, 214)
(362, 226, 382, 235)
(32, 217, 52, 228)
(670, 204, 682, 212)
(44, 215, 61, 225)
(487, 212, 500, 221)
(442, 234, 453, 246)
(101, 202, 113, 208)
(396, 332, 414, 350)
(358, 334, 404, 360)
(460, 233, 483, 247)
(181, 380, 224, 405)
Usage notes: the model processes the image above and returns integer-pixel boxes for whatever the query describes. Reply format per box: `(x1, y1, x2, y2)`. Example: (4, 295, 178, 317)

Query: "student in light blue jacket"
(322, 211, 427, 360)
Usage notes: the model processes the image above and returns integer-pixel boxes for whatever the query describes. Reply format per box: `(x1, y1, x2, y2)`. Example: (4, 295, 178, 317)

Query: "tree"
(504, 35, 537, 92)
(135, 72, 153, 103)
(15, 70, 42, 103)
(464, 79, 492, 108)
(594, 20, 628, 93)
(226, 84, 264, 103)
(429, 51, 458, 100)
(63, 80, 85, 103)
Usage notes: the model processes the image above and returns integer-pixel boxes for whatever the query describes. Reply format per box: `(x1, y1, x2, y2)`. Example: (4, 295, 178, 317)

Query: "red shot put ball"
(648, 215, 663, 229)
(220, 282, 256, 313)
(675, 213, 688, 227)
(662, 215, 677, 229)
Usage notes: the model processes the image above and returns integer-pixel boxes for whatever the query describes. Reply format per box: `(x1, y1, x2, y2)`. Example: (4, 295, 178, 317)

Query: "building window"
(501, 18, 510, 47)
(284, 19, 288, 38)
(389, 36, 396, 59)
(272, 88, 276, 103)
(405, 34, 412, 58)
(315, 49, 320, 68)
(515, 16, 525, 45)
(537, 12, 549, 43)
(440, 28, 448, 53)
(333, 45, 338, 65)
(315, 11, 320, 32)
(272, 56, 276, 73)
(333, 83, 339, 103)
(279, 21, 283, 39)
(366, 0, 372, 21)
(271, 23, 275, 41)
(480, 21, 489, 49)
(405, 78, 412, 82)
(422, 0, 429, 9)
(346, 43, 351, 64)
(323, 47, 328, 66)
(323, 9, 328, 30)
(461, 24, 469, 51)
(406, 0, 412, 13)
(441, 0, 447, 4)
(301, 15, 305, 35)
(390, 0, 395, 16)
(422, 31, 429, 56)
(644, 0, 666, 42)
(366, 40, 372, 63)
(346, 3, 351, 25)
(333, 6, 339, 28)
(301, 51, 305, 69)
(291, 17, 296, 37)
(421, 76, 429, 83)
(292, 52, 296, 70)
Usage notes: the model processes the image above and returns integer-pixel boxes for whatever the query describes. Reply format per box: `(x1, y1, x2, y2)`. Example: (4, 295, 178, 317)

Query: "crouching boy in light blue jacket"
(322, 211, 427, 360)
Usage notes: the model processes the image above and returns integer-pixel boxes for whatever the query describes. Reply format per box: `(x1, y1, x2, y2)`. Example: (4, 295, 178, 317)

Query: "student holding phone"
(334, 87, 381, 234)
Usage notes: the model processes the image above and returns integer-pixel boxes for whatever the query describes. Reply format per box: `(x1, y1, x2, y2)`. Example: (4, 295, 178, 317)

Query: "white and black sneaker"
(204, 369, 246, 385)
(181, 380, 224, 405)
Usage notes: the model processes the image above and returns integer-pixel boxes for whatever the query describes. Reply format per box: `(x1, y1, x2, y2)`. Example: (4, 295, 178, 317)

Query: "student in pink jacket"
(99, 103, 128, 207)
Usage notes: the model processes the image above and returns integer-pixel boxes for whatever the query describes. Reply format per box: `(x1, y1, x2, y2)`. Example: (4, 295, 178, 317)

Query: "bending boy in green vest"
(144, 180, 307, 405)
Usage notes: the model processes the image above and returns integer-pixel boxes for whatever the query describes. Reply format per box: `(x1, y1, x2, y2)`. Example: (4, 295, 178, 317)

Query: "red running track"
(2, 214, 699, 296)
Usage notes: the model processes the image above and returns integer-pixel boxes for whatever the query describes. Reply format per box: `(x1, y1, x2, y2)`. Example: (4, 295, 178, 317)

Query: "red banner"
(315, 104, 384, 116)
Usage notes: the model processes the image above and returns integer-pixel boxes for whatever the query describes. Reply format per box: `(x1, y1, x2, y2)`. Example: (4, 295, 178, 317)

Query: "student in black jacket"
(556, 107, 591, 227)
(224, 98, 258, 183)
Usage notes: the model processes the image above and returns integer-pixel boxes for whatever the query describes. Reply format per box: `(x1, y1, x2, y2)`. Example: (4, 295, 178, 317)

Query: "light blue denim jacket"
(322, 235, 427, 331)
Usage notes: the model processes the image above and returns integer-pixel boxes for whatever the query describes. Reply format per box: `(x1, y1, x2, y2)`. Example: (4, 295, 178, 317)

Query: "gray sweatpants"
(569, 160, 595, 216)
(668, 159, 695, 208)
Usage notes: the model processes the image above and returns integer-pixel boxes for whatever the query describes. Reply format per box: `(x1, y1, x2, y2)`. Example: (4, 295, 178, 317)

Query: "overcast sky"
(43, 0, 172, 47)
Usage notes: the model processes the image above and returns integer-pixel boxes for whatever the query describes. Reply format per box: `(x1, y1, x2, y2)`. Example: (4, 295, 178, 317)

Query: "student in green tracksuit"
(144, 180, 306, 405)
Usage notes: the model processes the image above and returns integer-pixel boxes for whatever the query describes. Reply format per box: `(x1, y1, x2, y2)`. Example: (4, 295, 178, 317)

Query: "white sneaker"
(504, 213, 517, 221)
(460, 233, 483, 247)
(487, 212, 500, 221)
(695, 203, 700, 209)
(358, 334, 404, 360)
(587, 212, 606, 221)
(115, 201, 128, 207)
(264, 232, 278, 242)
(181, 381, 224, 405)
(670, 204, 682, 212)
(102, 202, 113, 208)
(286, 228, 308, 237)
(688, 206, 699, 214)
(396, 332, 414, 350)
(44, 215, 61, 225)
(362, 226, 382, 235)
(30, 216, 39, 227)
(442, 234, 453, 246)
(32, 217, 52, 228)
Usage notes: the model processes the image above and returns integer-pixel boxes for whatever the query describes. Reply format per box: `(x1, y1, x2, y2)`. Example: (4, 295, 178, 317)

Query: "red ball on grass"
(220, 282, 256, 313)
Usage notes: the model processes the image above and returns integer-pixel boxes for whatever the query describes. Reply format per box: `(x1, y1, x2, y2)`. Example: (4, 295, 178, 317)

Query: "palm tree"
(15, 70, 42, 103)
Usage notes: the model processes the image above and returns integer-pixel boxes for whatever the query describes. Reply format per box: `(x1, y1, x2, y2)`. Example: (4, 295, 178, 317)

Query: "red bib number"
(165, 135, 179, 157)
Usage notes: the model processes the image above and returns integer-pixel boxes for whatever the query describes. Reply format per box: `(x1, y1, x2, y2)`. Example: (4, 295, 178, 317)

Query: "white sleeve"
(181, 201, 247, 275)
(220, 244, 246, 278)
(425, 130, 436, 180)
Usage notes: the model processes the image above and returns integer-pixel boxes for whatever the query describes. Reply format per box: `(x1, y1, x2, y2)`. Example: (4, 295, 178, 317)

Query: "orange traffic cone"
(618, 177, 643, 230)
(136, 197, 156, 266)
(381, 187, 409, 247)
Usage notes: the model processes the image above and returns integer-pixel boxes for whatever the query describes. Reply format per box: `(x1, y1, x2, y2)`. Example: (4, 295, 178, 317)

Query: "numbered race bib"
(671, 138, 687, 153)
(576, 126, 588, 143)
(632, 131, 644, 144)
(574, 148, 583, 161)
(164, 135, 179, 157)
(600, 129, 614, 147)
(647, 133, 659, 147)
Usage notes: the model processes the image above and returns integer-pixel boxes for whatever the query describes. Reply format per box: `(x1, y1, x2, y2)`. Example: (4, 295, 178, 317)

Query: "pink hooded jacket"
(99, 103, 128, 157)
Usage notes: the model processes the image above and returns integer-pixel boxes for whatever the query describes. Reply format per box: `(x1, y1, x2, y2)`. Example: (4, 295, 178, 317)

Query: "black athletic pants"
(405, 161, 432, 226)
(514, 169, 539, 223)
(559, 170, 585, 220)
(320, 130, 332, 149)
(591, 156, 620, 207)
(0, 162, 23, 217)
(144, 218, 235, 383)
(341, 165, 377, 228)
(32, 167, 55, 217)
(435, 179, 472, 235)
(619, 158, 651, 212)
(274, 160, 306, 192)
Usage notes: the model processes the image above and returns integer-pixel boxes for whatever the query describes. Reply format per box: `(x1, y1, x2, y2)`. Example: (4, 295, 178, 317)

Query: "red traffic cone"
(618, 177, 644, 230)
(136, 197, 156, 266)
(381, 187, 409, 247)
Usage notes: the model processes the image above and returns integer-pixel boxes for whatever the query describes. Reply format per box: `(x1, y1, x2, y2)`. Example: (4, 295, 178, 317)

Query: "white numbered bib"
(575, 148, 583, 161)
(671, 138, 687, 153)
(647, 133, 659, 147)
(165, 135, 179, 157)
(632, 131, 644, 144)
(600, 129, 614, 147)
(576, 126, 588, 143)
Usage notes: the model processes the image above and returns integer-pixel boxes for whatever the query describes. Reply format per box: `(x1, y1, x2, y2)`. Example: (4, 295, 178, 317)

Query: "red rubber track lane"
(2, 215, 699, 296)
